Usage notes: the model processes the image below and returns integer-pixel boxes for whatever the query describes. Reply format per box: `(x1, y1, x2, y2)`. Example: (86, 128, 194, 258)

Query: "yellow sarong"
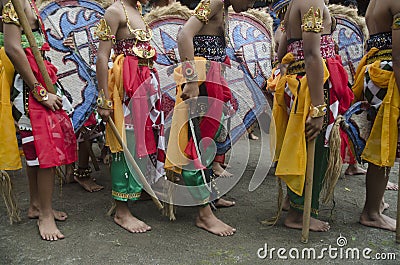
(352, 48, 400, 167)
(0, 47, 21, 170)
(272, 53, 330, 196)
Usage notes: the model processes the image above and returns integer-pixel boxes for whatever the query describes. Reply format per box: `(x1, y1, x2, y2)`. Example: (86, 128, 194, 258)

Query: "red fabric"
(326, 56, 356, 163)
(123, 56, 159, 157)
(25, 49, 77, 168)
(184, 60, 232, 167)
(214, 154, 225, 164)
(20, 130, 37, 162)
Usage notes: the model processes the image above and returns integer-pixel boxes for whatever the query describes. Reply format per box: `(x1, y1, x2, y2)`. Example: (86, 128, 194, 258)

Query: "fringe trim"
(328, 4, 369, 41)
(0, 170, 21, 224)
(162, 169, 177, 221)
(261, 177, 283, 226)
(144, 2, 192, 24)
(321, 115, 344, 204)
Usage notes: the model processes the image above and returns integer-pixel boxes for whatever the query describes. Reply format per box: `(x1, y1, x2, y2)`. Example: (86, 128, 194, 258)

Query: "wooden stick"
(11, 0, 55, 94)
(107, 119, 163, 210)
(301, 139, 316, 243)
(396, 165, 400, 243)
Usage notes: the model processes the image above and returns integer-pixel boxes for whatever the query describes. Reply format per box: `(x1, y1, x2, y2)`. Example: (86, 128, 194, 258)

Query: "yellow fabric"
(105, 54, 126, 153)
(352, 48, 400, 167)
(267, 66, 281, 93)
(0, 47, 21, 170)
(164, 57, 208, 173)
(272, 53, 330, 196)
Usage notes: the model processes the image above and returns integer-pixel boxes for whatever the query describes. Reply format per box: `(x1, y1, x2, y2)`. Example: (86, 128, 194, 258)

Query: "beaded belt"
(366, 49, 392, 65)
(286, 60, 306, 75)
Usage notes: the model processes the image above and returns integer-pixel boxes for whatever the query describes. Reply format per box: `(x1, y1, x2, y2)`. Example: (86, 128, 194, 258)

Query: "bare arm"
(177, 0, 223, 100)
(302, 1, 325, 108)
(3, 1, 62, 111)
(95, 8, 120, 100)
(3, 12, 37, 90)
(300, 0, 326, 140)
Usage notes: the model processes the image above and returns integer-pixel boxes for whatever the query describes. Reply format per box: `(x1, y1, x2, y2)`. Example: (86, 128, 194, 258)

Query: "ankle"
(73, 166, 92, 179)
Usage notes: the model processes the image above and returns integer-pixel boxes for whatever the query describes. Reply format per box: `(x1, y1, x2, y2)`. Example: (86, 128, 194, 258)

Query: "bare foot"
(28, 206, 68, 221)
(282, 195, 290, 211)
(37, 215, 65, 241)
(249, 132, 259, 140)
(196, 213, 236, 236)
(212, 162, 233, 177)
(114, 213, 151, 233)
(214, 198, 235, 208)
(380, 199, 389, 213)
(74, 176, 104, 192)
(345, 164, 367, 176)
(385, 181, 399, 191)
(284, 209, 330, 232)
(360, 211, 396, 231)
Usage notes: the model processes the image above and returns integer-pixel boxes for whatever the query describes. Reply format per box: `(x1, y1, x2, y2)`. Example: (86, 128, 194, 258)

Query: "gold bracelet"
(31, 82, 48, 102)
(97, 89, 113, 110)
(309, 104, 327, 118)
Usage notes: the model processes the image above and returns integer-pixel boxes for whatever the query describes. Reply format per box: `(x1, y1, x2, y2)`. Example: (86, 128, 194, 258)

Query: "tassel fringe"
(321, 115, 344, 204)
(162, 169, 177, 221)
(0, 170, 21, 224)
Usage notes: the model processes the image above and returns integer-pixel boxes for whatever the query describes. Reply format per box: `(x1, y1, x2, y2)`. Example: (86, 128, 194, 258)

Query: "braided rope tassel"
(0, 170, 21, 224)
(321, 115, 344, 204)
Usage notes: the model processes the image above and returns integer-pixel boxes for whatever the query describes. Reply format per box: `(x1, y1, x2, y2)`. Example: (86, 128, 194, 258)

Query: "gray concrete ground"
(1, 132, 400, 264)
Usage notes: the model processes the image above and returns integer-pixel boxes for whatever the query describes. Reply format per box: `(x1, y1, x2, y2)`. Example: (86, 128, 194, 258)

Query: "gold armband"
(2, 1, 20, 26)
(94, 18, 116, 43)
(97, 89, 113, 110)
(302, 7, 323, 33)
(309, 104, 327, 118)
(393, 13, 400, 30)
(193, 0, 211, 24)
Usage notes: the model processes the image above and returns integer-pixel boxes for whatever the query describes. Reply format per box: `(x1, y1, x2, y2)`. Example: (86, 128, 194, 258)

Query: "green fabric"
(181, 118, 223, 205)
(110, 130, 146, 201)
(287, 132, 329, 217)
(0, 31, 45, 49)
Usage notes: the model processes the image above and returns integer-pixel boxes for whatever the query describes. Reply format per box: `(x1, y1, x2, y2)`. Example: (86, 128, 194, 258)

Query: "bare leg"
(74, 141, 104, 192)
(196, 205, 236, 236)
(284, 208, 330, 232)
(212, 162, 233, 177)
(360, 164, 396, 231)
(37, 167, 65, 241)
(26, 166, 67, 221)
(113, 200, 151, 233)
(282, 195, 290, 211)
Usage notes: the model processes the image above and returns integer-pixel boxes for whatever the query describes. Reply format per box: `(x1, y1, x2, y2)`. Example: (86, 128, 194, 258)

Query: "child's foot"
(360, 211, 396, 231)
(284, 209, 330, 232)
(212, 162, 233, 177)
(345, 164, 367, 175)
(386, 181, 399, 191)
(28, 206, 68, 221)
(214, 198, 235, 208)
(37, 215, 65, 241)
(196, 214, 236, 236)
(114, 213, 151, 233)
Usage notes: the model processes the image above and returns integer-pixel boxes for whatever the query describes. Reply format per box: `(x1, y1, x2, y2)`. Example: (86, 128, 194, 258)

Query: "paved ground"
(1, 130, 400, 264)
